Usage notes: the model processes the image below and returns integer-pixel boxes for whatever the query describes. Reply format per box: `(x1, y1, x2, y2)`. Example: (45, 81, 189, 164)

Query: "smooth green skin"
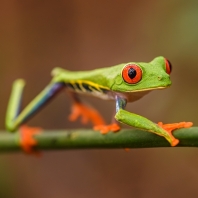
(52, 56, 171, 92)
(6, 56, 175, 146)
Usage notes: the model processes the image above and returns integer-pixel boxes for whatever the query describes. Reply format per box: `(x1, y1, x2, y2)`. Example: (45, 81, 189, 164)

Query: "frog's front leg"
(114, 95, 192, 147)
(93, 95, 126, 134)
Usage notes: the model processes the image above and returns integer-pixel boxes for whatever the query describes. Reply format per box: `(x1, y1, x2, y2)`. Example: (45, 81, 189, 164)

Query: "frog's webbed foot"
(20, 125, 42, 156)
(158, 121, 193, 146)
(94, 123, 121, 134)
(68, 102, 105, 126)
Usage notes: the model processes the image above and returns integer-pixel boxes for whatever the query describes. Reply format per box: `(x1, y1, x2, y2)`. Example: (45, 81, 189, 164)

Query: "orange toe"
(158, 121, 193, 146)
(94, 123, 121, 134)
(158, 121, 193, 131)
(169, 138, 179, 147)
(20, 125, 42, 156)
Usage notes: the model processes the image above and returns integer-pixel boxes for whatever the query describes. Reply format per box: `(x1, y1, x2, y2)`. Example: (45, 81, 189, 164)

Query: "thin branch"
(0, 127, 198, 152)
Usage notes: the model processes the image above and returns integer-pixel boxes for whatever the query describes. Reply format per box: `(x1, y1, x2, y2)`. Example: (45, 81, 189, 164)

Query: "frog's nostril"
(158, 76, 162, 80)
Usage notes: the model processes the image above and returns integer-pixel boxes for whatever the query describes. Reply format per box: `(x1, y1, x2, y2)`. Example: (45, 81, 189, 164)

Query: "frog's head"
(109, 56, 172, 92)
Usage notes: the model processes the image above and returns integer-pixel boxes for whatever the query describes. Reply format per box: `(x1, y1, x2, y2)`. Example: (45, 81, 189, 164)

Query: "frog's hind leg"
(6, 79, 65, 154)
(68, 91, 106, 127)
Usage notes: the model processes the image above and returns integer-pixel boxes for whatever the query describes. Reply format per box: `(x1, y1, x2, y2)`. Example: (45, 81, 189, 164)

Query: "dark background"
(1, 1, 198, 197)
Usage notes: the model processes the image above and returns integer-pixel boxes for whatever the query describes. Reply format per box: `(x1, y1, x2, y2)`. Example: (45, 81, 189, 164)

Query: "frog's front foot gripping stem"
(115, 108, 193, 146)
(114, 95, 193, 147)
(158, 121, 193, 146)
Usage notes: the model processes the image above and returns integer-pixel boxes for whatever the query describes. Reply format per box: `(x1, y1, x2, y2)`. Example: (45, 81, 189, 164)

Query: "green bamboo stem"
(0, 127, 198, 152)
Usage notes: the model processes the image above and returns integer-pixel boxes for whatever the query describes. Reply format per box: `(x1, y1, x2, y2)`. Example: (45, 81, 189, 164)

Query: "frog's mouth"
(126, 85, 169, 93)
(116, 86, 170, 102)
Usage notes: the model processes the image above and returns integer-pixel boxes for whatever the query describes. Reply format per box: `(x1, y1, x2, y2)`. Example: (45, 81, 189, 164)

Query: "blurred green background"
(1, 0, 198, 197)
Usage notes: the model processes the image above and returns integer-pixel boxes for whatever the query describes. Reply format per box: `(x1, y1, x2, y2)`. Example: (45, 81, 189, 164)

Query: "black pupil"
(128, 68, 136, 79)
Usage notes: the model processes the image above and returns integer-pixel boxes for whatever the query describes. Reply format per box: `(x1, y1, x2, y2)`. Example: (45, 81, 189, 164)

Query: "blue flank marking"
(22, 82, 65, 123)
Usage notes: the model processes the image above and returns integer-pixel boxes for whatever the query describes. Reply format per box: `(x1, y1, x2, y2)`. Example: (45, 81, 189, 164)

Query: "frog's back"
(51, 66, 120, 100)
(51, 63, 151, 101)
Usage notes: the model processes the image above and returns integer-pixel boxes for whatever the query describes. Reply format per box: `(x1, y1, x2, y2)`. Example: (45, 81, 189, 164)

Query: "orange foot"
(94, 123, 121, 134)
(20, 125, 42, 155)
(158, 121, 193, 146)
(69, 102, 105, 126)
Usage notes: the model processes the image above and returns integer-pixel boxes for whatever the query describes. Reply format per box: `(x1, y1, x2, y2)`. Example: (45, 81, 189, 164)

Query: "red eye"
(122, 64, 142, 84)
(165, 58, 172, 74)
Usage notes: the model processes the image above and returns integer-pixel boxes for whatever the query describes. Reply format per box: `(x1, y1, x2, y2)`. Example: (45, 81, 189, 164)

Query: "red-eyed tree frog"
(6, 56, 192, 153)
